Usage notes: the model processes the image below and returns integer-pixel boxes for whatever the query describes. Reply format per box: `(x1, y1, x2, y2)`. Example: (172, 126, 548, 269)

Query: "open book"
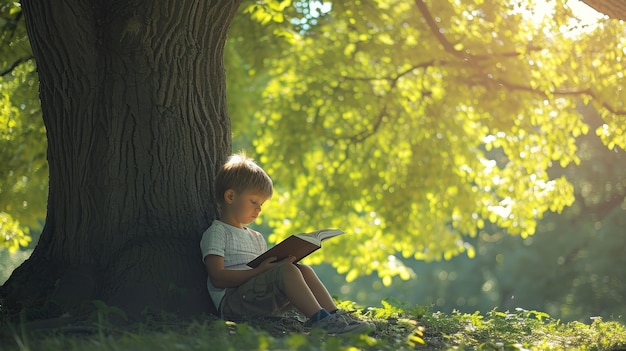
(247, 229, 345, 268)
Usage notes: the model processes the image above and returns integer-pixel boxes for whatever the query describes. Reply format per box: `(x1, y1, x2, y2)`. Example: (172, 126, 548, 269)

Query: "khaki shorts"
(219, 264, 291, 321)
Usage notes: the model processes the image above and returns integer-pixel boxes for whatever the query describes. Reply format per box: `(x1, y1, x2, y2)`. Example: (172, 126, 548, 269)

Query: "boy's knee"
(281, 262, 306, 280)
(296, 263, 312, 273)
(295, 263, 317, 277)
(282, 262, 299, 274)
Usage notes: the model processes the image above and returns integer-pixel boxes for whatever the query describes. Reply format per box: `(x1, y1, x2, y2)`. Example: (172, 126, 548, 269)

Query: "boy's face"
(223, 189, 270, 227)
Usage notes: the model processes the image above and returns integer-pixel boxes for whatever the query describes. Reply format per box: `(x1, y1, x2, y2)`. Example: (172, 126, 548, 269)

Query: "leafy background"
(2, 0, 625, 322)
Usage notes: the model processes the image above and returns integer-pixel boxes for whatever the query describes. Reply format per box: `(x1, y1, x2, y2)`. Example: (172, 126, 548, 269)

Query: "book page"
(316, 229, 344, 242)
(295, 229, 344, 246)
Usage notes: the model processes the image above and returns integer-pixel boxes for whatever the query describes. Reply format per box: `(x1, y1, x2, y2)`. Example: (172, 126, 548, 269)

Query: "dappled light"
(2, 0, 626, 327)
(232, 0, 625, 283)
(227, 0, 626, 322)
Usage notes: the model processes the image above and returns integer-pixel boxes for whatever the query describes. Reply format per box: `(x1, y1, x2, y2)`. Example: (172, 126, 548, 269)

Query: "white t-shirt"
(200, 220, 267, 309)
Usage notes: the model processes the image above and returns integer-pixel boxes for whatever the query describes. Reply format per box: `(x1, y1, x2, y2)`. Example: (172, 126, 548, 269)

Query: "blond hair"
(215, 152, 273, 205)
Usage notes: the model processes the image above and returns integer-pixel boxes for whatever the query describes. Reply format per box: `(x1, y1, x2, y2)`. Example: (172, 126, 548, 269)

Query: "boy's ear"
(224, 189, 236, 204)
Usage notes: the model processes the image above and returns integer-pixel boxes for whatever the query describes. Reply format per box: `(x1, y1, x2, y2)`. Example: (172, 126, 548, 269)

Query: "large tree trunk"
(1, 0, 242, 321)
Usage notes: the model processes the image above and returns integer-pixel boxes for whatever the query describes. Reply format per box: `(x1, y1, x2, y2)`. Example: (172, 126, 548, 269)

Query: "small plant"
(90, 299, 128, 346)
(0, 299, 625, 350)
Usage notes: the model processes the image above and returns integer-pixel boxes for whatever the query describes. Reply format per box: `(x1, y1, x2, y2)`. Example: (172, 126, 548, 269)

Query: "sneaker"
(334, 309, 375, 331)
(310, 313, 370, 334)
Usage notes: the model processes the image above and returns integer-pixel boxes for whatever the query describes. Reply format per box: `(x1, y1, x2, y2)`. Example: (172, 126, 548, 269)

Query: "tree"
(2, 0, 625, 322)
(1, 0, 241, 320)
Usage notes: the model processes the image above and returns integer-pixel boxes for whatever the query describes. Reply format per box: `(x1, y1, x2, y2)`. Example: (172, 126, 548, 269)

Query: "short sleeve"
(200, 223, 226, 261)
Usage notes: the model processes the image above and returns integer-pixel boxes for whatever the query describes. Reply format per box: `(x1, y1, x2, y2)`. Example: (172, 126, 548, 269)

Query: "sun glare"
(567, 0, 605, 24)
(520, 0, 605, 38)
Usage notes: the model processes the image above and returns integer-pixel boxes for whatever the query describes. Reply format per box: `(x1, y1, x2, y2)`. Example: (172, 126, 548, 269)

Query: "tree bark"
(1, 0, 241, 321)
(582, 0, 626, 21)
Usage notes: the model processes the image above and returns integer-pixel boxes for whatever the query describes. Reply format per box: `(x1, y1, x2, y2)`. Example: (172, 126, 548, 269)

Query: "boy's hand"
(257, 256, 278, 271)
(277, 256, 297, 265)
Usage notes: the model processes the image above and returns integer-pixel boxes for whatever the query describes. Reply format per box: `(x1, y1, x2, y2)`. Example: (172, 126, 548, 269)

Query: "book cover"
(247, 229, 344, 268)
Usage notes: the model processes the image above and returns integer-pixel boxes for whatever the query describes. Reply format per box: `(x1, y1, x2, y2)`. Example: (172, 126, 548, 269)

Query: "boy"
(200, 153, 371, 334)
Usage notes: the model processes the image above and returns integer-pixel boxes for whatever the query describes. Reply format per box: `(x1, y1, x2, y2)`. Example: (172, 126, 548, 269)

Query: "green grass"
(1, 299, 625, 351)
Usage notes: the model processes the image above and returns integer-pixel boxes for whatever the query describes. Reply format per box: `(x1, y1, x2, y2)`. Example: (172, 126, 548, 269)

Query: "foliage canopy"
(227, 0, 626, 283)
(0, 0, 45, 252)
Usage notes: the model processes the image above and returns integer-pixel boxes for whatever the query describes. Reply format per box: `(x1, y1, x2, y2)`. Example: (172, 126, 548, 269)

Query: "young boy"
(200, 153, 371, 334)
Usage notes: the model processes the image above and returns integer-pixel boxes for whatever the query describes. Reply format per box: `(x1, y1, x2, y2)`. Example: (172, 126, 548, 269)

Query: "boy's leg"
(294, 264, 375, 332)
(295, 264, 338, 312)
(282, 263, 325, 317)
(220, 264, 292, 321)
(221, 263, 326, 320)
(233, 264, 368, 334)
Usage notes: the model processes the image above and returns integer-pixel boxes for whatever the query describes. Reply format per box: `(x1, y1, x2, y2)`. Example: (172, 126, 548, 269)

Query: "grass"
(1, 298, 625, 351)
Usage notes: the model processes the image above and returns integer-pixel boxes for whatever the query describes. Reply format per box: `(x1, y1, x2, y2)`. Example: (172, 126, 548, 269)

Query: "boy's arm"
(204, 254, 295, 288)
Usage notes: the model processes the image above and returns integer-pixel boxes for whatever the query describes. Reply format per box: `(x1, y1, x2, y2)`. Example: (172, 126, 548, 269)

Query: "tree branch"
(582, 0, 626, 21)
(413, 0, 472, 61)
(0, 56, 34, 77)
(494, 77, 626, 115)
(339, 63, 432, 144)
(413, 0, 542, 63)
